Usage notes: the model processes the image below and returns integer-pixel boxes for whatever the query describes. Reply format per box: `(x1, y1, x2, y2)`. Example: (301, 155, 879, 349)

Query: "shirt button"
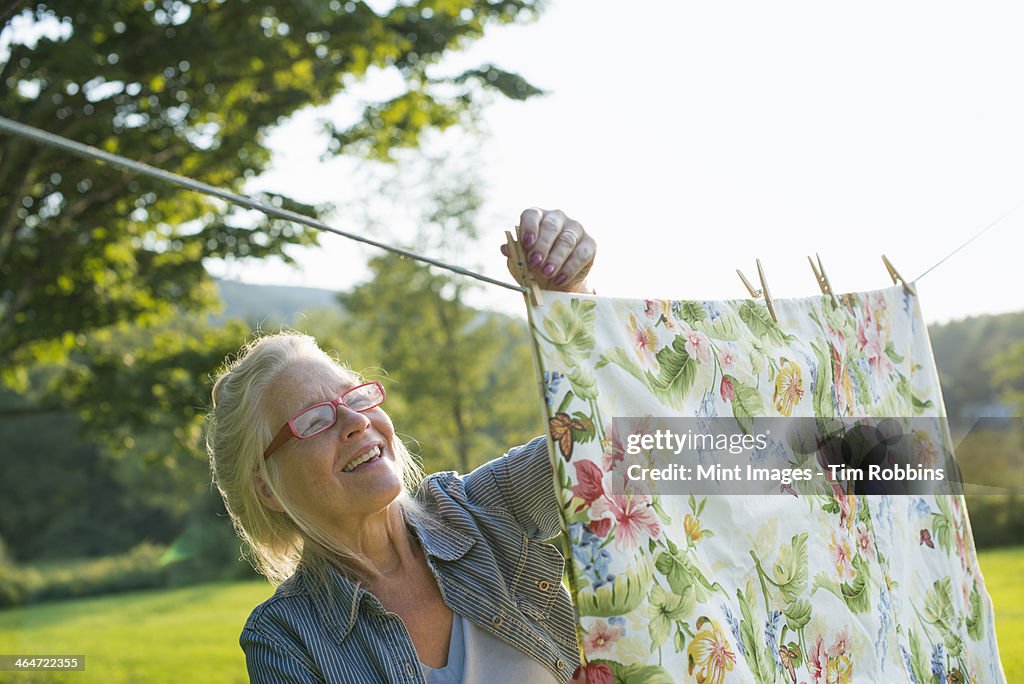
(556, 659, 567, 671)
(404, 662, 414, 677)
(537, 580, 551, 592)
(491, 615, 503, 628)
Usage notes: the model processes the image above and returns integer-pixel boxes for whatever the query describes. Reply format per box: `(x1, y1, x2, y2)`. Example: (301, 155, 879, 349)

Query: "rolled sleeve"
(463, 435, 562, 541)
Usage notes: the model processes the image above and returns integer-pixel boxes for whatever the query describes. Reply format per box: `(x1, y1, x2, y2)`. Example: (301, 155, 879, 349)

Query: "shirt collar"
(305, 512, 475, 643)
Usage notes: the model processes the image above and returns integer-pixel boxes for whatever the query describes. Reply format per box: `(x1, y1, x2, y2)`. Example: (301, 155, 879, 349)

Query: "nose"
(335, 405, 371, 439)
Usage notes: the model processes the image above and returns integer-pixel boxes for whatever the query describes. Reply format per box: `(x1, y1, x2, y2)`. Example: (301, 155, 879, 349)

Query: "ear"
(254, 473, 285, 513)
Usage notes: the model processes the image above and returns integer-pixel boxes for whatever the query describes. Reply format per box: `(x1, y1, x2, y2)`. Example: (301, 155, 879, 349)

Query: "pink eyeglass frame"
(262, 381, 386, 459)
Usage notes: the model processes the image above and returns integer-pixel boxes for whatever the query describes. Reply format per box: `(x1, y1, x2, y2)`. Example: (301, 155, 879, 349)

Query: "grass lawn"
(0, 581, 273, 683)
(978, 545, 1024, 682)
(0, 547, 1019, 682)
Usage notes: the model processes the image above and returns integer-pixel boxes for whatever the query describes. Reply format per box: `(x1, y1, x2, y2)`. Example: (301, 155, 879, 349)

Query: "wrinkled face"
(260, 358, 403, 534)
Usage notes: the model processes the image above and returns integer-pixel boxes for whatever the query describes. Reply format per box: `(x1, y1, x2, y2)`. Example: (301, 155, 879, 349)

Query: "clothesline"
(0, 116, 526, 294)
(0, 115, 1011, 292)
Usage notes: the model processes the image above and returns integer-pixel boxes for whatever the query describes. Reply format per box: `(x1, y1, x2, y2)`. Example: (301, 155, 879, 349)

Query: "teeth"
(343, 445, 381, 472)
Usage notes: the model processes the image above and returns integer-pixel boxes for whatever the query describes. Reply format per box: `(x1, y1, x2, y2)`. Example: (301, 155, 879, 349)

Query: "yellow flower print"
(687, 616, 736, 684)
(913, 429, 937, 466)
(684, 513, 703, 544)
(826, 652, 853, 684)
(772, 358, 804, 416)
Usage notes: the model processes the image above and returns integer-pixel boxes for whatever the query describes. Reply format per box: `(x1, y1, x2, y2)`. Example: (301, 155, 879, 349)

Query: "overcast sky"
(213, 0, 1024, 324)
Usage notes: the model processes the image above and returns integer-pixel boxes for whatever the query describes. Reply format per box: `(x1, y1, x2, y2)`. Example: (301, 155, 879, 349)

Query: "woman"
(207, 208, 597, 683)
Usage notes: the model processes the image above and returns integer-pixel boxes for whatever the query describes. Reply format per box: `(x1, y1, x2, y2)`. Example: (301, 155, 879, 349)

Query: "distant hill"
(214, 279, 340, 327)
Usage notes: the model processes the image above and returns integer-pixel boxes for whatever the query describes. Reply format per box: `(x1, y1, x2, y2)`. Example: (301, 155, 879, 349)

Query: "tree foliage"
(0, 0, 542, 373)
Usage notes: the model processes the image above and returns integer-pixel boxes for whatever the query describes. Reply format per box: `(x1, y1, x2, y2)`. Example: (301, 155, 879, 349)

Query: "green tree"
(991, 340, 1024, 415)
(0, 0, 543, 379)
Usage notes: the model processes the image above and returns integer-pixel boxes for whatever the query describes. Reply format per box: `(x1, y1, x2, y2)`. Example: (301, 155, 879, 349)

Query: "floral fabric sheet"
(529, 286, 1004, 684)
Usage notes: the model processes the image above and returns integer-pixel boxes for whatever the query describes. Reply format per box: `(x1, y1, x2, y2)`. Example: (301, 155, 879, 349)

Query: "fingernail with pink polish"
(528, 251, 543, 267)
(553, 273, 568, 287)
(522, 232, 535, 247)
(542, 263, 556, 277)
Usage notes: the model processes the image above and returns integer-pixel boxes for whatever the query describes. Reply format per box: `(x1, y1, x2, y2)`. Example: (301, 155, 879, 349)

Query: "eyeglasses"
(263, 381, 386, 459)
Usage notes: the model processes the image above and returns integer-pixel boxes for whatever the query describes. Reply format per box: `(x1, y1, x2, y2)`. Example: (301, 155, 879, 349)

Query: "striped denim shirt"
(241, 436, 581, 683)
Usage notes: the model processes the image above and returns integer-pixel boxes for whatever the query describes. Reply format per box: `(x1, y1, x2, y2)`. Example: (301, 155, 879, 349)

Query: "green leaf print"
(772, 533, 809, 602)
(542, 299, 596, 367)
(932, 497, 955, 554)
(648, 583, 694, 647)
(570, 411, 595, 443)
(644, 336, 698, 410)
(728, 375, 765, 435)
(674, 300, 707, 324)
(575, 560, 654, 617)
(840, 554, 871, 614)
(885, 340, 905, 364)
(736, 588, 776, 684)
(810, 341, 835, 418)
(908, 629, 931, 684)
(783, 598, 812, 631)
(566, 365, 599, 400)
(738, 300, 789, 346)
(693, 308, 743, 341)
(750, 344, 766, 376)
(924, 577, 956, 632)
(966, 582, 984, 640)
(945, 631, 964, 658)
(655, 551, 696, 599)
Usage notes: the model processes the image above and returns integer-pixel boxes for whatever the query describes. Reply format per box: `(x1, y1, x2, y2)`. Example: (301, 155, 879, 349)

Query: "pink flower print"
(827, 626, 851, 658)
(603, 417, 651, 472)
(588, 517, 612, 538)
(862, 320, 893, 378)
(684, 329, 712, 363)
(583, 619, 623, 654)
(590, 492, 661, 552)
(720, 349, 736, 370)
(720, 376, 736, 402)
(572, 460, 605, 505)
(829, 531, 855, 582)
(628, 314, 659, 371)
(643, 299, 658, 319)
(809, 636, 826, 684)
(856, 526, 873, 557)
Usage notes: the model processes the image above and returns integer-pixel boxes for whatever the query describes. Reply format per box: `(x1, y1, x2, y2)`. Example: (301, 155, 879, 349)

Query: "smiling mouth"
(342, 445, 382, 473)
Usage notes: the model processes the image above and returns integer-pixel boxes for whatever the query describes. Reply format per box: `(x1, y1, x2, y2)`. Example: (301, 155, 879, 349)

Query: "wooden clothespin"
(736, 258, 778, 323)
(504, 230, 544, 307)
(881, 254, 917, 296)
(807, 253, 840, 308)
